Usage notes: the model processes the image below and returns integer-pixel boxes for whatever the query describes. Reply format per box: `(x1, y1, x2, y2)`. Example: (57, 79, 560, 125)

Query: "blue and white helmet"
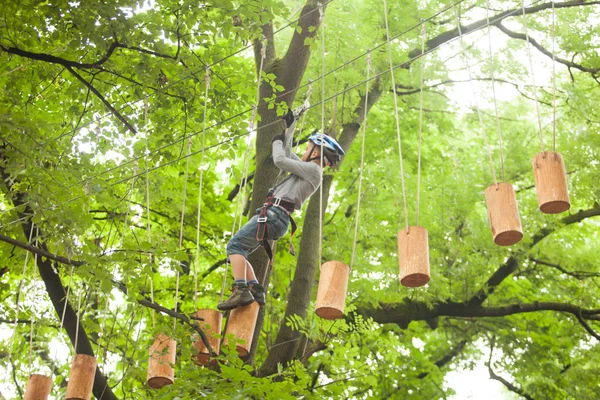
(308, 133, 346, 166)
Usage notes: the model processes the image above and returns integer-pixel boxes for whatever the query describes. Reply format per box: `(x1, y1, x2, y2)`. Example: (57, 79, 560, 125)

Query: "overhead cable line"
(0, 0, 542, 229)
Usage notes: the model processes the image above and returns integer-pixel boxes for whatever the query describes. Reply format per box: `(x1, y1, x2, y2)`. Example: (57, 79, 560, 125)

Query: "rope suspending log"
(453, 5, 498, 187)
(143, 97, 156, 329)
(194, 66, 211, 309)
(415, 20, 426, 227)
(383, 0, 409, 231)
(318, 1, 325, 268)
(349, 52, 371, 270)
(456, 3, 523, 246)
(386, 2, 431, 288)
(314, 2, 351, 321)
(529, 0, 570, 214)
(551, 0, 557, 151)
(485, 0, 506, 182)
(65, 282, 97, 400)
(521, 0, 545, 152)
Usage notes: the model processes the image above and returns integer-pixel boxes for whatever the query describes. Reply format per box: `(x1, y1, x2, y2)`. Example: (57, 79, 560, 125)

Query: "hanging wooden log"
(65, 354, 96, 400)
(315, 261, 350, 320)
(192, 309, 222, 366)
(532, 151, 570, 214)
(485, 182, 523, 246)
(224, 301, 259, 357)
(146, 333, 176, 389)
(398, 226, 430, 287)
(24, 374, 52, 400)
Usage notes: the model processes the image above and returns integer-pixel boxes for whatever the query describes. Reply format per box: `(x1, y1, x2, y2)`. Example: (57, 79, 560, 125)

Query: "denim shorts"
(226, 206, 290, 258)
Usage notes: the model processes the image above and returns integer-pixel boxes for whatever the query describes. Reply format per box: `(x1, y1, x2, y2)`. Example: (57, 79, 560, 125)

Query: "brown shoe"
(248, 283, 266, 306)
(217, 283, 254, 311)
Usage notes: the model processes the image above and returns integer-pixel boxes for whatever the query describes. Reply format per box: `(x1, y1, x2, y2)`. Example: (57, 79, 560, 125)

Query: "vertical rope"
(98, 162, 138, 356)
(28, 226, 40, 373)
(220, 38, 267, 301)
(551, 0, 557, 152)
(295, 82, 313, 154)
(174, 139, 192, 330)
(383, 0, 409, 230)
(194, 66, 210, 310)
(51, 264, 74, 376)
(318, 2, 325, 266)
(143, 98, 155, 329)
(522, 0, 545, 152)
(350, 52, 371, 270)
(73, 284, 84, 353)
(5, 223, 35, 381)
(236, 39, 267, 232)
(453, 5, 498, 187)
(415, 20, 426, 227)
(485, 0, 506, 182)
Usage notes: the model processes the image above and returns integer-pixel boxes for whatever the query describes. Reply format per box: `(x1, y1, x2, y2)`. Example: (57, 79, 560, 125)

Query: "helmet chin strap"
(305, 142, 330, 166)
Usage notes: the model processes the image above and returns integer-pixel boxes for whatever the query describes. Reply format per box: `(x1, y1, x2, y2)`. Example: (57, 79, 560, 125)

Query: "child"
(217, 106, 345, 311)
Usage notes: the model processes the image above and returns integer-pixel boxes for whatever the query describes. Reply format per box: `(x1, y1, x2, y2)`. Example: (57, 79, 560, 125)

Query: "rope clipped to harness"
(255, 194, 297, 263)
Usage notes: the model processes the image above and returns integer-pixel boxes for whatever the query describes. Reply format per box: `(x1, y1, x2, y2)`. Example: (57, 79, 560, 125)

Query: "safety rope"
(453, 5, 498, 187)
(220, 38, 267, 301)
(194, 66, 210, 309)
(236, 38, 266, 233)
(415, 21, 426, 227)
(485, 0, 506, 182)
(521, 0, 545, 152)
(383, 0, 409, 230)
(294, 82, 313, 154)
(350, 52, 371, 270)
(318, 1, 326, 267)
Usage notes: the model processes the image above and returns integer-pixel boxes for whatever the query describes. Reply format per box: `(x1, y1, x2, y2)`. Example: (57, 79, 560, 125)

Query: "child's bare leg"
(245, 260, 257, 282)
(229, 254, 247, 281)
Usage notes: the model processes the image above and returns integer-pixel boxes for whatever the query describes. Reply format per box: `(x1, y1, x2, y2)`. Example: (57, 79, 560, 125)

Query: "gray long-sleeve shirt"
(271, 140, 322, 210)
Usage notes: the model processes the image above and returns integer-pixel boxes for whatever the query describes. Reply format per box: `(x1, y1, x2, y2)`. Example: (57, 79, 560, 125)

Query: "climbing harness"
(255, 191, 297, 263)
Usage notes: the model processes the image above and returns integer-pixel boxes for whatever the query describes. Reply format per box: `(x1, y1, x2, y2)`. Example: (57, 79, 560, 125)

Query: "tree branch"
(365, 300, 600, 330)
(468, 204, 600, 307)
(407, 1, 600, 61)
(495, 22, 600, 75)
(530, 257, 600, 280)
(137, 299, 215, 355)
(0, 42, 120, 69)
(66, 67, 137, 135)
(417, 340, 467, 379)
(488, 342, 535, 400)
(0, 233, 85, 266)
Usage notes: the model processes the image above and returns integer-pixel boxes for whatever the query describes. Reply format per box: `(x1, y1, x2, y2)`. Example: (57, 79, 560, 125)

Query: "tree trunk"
(259, 83, 382, 375)
(245, 1, 327, 362)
